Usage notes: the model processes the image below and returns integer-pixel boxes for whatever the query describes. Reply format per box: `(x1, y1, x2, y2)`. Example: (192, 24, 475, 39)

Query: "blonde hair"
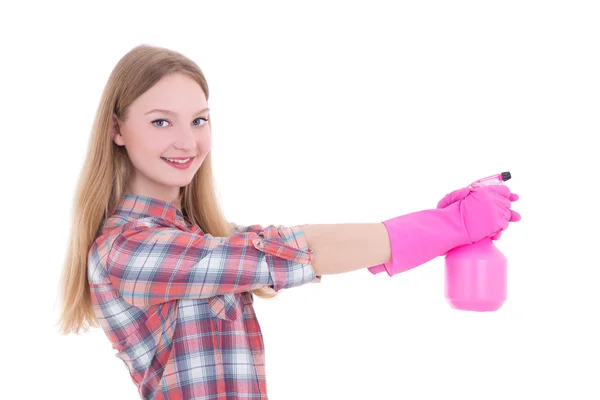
(57, 44, 276, 335)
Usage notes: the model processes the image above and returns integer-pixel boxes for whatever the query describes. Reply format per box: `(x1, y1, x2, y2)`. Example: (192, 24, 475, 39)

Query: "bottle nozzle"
(501, 171, 511, 182)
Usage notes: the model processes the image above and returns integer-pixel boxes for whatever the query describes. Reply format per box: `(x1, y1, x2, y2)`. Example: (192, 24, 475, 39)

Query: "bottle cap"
(501, 171, 511, 181)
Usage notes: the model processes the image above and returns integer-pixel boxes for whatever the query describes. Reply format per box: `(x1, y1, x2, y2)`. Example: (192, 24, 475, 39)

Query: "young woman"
(58, 44, 520, 400)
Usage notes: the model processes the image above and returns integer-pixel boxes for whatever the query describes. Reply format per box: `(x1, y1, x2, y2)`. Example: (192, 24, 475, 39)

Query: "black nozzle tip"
(501, 171, 511, 181)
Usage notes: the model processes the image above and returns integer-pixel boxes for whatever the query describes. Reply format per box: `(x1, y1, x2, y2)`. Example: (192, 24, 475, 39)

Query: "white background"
(1, 1, 599, 399)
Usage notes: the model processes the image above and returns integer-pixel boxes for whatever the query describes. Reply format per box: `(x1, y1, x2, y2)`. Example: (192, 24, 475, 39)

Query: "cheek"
(130, 137, 163, 158)
(126, 127, 165, 160)
(197, 131, 212, 150)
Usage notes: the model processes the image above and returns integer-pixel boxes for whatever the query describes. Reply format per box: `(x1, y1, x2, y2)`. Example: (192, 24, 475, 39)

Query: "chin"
(169, 178, 194, 188)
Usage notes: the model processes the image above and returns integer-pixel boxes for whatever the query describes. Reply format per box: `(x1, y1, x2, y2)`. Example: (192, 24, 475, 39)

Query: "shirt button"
(253, 239, 264, 248)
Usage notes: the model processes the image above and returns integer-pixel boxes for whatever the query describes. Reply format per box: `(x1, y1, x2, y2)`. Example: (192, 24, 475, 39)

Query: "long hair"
(57, 44, 276, 335)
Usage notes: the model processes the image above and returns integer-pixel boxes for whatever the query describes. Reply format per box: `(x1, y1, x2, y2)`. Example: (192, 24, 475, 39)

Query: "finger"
(437, 187, 472, 209)
(436, 192, 452, 209)
(502, 207, 512, 221)
(509, 192, 519, 202)
(494, 196, 511, 209)
(444, 187, 472, 206)
(510, 209, 521, 222)
(488, 185, 510, 198)
(436, 197, 448, 209)
(492, 231, 502, 240)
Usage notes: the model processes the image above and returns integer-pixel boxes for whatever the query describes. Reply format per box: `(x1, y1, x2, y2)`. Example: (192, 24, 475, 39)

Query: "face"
(112, 73, 211, 206)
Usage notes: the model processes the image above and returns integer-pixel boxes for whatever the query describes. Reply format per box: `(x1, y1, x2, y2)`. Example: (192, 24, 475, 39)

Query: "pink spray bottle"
(444, 171, 512, 312)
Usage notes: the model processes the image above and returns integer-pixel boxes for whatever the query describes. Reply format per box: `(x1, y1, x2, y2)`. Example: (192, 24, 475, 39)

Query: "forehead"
(132, 73, 208, 112)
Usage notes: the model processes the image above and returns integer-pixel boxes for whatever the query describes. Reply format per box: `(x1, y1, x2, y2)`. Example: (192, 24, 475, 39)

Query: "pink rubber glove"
(368, 185, 520, 276)
(436, 186, 521, 240)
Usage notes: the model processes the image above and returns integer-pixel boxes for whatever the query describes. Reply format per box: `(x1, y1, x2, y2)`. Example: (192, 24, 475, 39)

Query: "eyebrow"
(145, 108, 210, 115)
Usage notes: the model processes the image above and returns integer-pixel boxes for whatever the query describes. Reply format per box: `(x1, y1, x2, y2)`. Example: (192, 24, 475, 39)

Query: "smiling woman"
(56, 44, 321, 400)
(55, 42, 521, 400)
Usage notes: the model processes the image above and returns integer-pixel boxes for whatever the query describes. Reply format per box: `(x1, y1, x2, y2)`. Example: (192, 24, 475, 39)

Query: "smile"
(161, 157, 194, 169)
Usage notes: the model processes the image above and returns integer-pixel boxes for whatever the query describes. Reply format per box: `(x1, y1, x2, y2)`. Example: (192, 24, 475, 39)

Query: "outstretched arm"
(303, 223, 391, 275)
(231, 221, 391, 275)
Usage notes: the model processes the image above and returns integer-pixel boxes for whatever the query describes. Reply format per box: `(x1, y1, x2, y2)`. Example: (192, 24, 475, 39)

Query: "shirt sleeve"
(231, 222, 322, 284)
(106, 220, 318, 307)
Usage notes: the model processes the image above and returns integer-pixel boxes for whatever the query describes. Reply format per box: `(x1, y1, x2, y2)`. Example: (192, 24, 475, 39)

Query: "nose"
(173, 126, 196, 150)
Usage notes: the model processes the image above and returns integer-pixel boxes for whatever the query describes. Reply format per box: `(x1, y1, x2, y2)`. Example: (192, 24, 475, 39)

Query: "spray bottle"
(444, 171, 512, 312)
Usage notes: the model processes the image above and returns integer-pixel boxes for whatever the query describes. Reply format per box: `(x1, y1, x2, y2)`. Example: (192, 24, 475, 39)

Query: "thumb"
(437, 187, 472, 209)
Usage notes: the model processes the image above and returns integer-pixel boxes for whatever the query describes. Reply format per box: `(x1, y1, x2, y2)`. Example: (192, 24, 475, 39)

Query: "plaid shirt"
(88, 194, 320, 399)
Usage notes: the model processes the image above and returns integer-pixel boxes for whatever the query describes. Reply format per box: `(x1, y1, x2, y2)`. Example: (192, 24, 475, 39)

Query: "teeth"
(164, 158, 191, 164)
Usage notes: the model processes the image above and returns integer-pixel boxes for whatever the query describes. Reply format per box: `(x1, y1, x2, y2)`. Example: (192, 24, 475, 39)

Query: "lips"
(161, 157, 194, 169)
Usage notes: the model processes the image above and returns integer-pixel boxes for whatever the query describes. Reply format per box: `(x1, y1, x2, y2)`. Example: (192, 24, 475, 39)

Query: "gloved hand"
(368, 185, 521, 276)
(436, 185, 521, 240)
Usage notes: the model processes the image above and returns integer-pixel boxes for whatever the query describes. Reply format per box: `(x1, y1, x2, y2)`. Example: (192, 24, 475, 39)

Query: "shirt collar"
(116, 193, 187, 226)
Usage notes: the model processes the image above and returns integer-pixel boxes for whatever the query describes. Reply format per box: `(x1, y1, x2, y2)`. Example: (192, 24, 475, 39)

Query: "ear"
(111, 113, 125, 146)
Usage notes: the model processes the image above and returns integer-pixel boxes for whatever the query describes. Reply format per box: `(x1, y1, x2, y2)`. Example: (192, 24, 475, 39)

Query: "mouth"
(161, 156, 195, 169)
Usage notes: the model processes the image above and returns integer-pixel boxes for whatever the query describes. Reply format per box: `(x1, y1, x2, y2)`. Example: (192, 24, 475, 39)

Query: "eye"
(151, 119, 170, 127)
(151, 117, 208, 128)
(193, 117, 208, 126)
